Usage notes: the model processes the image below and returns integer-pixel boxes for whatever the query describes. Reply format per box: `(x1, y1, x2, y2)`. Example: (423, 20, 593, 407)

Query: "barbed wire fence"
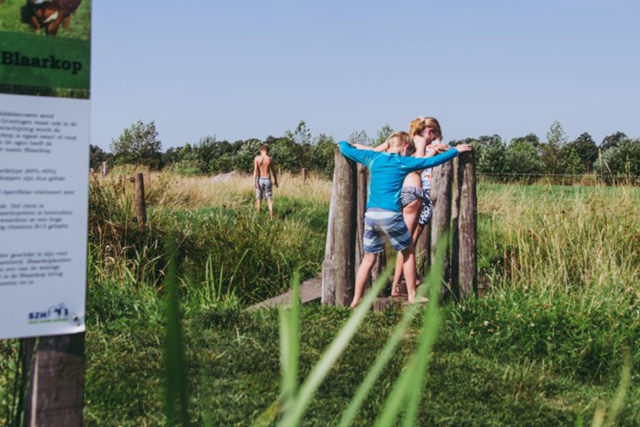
(476, 172, 640, 185)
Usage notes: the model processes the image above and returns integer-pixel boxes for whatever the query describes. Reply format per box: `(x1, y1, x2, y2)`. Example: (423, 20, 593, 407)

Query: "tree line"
(90, 120, 640, 183)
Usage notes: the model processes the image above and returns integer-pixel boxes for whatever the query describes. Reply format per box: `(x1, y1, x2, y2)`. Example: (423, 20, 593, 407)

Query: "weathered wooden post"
(430, 162, 453, 287)
(456, 152, 477, 299)
(101, 161, 108, 177)
(301, 167, 307, 183)
(355, 164, 367, 282)
(23, 333, 85, 426)
(134, 172, 147, 227)
(415, 209, 430, 279)
(322, 173, 338, 305)
(322, 148, 357, 306)
(333, 149, 357, 306)
(451, 158, 461, 299)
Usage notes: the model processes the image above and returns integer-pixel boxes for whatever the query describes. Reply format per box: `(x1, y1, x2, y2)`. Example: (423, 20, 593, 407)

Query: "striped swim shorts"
(363, 209, 413, 254)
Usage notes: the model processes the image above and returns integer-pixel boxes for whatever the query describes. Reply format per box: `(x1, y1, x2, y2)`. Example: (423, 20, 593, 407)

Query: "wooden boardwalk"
(248, 277, 322, 310)
(248, 276, 409, 312)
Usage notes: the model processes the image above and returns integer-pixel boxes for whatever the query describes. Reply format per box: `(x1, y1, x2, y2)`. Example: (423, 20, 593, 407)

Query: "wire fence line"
(478, 172, 640, 179)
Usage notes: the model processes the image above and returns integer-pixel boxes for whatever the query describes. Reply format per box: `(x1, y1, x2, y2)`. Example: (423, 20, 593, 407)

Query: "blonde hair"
(386, 131, 415, 152)
(408, 116, 442, 138)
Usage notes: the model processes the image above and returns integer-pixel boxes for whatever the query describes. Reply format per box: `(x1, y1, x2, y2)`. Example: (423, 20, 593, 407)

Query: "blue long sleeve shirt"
(339, 141, 459, 213)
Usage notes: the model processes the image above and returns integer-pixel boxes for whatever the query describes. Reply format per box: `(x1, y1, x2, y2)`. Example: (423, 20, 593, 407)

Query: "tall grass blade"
(338, 244, 444, 427)
(280, 271, 301, 419)
(276, 267, 393, 427)
(375, 239, 447, 427)
(164, 240, 190, 426)
(603, 348, 632, 426)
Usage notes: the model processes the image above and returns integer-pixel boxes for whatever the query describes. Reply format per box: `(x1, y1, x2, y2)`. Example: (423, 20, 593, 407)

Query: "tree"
(349, 130, 371, 146)
(234, 138, 263, 173)
(540, 121, 567, 175)
(110, 120, 163, 170)
(504, 139, 544, 178)
(373, 124, 394, 147)
(510, 133, 541, 150)
(594, 139, 640, 182)
(600, 131, 628, 151)
(311, 134, 336, 178)
(475, 136, 506, 176)
(89, 144, 110, 171)
(565, 132, 598, 172)
(285, 120, 312, 146)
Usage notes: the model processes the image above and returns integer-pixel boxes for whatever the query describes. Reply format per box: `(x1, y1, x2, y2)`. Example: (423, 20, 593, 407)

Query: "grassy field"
(1, 173, 639, 425)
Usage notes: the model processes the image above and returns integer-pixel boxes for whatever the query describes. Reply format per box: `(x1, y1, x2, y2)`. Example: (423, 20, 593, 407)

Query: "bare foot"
(390, 283, 408, 299)
(407, 295, 429, 305)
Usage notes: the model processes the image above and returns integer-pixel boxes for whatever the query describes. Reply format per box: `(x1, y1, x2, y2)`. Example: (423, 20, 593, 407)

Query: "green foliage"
(110, 120, 163, 170)
(267, 136, 304, 173)
(374, 124, 394, 147)
(349, 130, 371, 146)
(470, 135, 507, 176)
(89, 144, 111, 171)
(504, 138, 544, 177)
(600, 131, 628, 151)
(594, 139, 640, 183)
(285, 120, 312, 146)
(566, 132, 598, 172)
(540, 121, 569, 175)
(310, 134, 336, 179)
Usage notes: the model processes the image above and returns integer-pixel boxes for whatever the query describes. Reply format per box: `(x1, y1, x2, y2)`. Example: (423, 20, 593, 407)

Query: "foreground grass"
(77, 283, 639, 425)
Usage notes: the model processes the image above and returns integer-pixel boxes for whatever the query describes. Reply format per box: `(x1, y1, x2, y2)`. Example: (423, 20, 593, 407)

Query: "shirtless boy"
(254, 144, 279, 218)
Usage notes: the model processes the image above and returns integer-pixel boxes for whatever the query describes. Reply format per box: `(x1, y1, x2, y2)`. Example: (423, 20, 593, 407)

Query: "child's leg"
(267, 199, 274, 219)
(392, 199, 421, 295)
(351, 252, 378, 308)
(400, 243, 425, 303)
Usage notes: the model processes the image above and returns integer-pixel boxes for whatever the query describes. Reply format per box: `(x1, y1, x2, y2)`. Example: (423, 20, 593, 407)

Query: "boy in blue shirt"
(339, 131, 472, 307)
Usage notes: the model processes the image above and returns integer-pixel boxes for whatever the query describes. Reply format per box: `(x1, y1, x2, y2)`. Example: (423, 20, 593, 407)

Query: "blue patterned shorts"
(418, 193, 433, 226)
(363, 209, 413, 254)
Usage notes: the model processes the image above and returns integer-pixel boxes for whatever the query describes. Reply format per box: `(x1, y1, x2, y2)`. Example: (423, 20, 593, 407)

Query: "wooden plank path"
(248, 276, 407, 311)
(248, 277, 322, 310)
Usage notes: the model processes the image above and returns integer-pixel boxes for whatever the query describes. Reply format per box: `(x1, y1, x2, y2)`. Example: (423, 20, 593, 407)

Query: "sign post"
(1, 1, 92, 424)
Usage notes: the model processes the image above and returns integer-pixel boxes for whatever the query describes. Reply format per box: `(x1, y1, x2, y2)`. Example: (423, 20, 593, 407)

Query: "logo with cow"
(28, 303, 70, 324)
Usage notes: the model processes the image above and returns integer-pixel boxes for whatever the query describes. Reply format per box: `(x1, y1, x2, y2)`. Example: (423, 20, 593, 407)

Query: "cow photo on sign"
(0, 0, 90, 40)
(27, 0, 83, 36)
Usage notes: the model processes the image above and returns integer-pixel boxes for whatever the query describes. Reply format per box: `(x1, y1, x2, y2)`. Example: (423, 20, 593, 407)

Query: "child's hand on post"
(455, 144, 473, 153)
(433, 143, 449, 153)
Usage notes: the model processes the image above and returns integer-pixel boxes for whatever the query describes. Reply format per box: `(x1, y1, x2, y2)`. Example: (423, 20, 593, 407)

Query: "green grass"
(74, 298, 639, 425)
(2, 181, 639, 425)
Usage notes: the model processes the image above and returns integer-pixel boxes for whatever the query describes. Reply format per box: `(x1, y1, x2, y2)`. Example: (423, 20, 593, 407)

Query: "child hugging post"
(339, 132, 473, 307)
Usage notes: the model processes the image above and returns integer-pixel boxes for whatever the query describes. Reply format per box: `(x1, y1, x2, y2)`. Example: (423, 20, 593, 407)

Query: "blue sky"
(91, 0, 640, 151)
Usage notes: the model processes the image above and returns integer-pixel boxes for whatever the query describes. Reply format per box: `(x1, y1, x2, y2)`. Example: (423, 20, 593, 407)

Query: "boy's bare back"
(255, 154, 274, 178)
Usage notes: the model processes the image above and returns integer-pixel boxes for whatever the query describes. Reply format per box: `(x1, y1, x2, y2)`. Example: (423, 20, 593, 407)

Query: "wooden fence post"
(322, 172, 338, 305)
(301, 168, 307, 183)
(333, 148, 357, 306)
(101, 161, 108, 177)
(457, 152, 477, 299)
(134, 173, 147, 227)
(23, 333, 85, 426)
(355, 164, 367, 288)
(430, 162, 453, 287)
(451, 158, 461, 299)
